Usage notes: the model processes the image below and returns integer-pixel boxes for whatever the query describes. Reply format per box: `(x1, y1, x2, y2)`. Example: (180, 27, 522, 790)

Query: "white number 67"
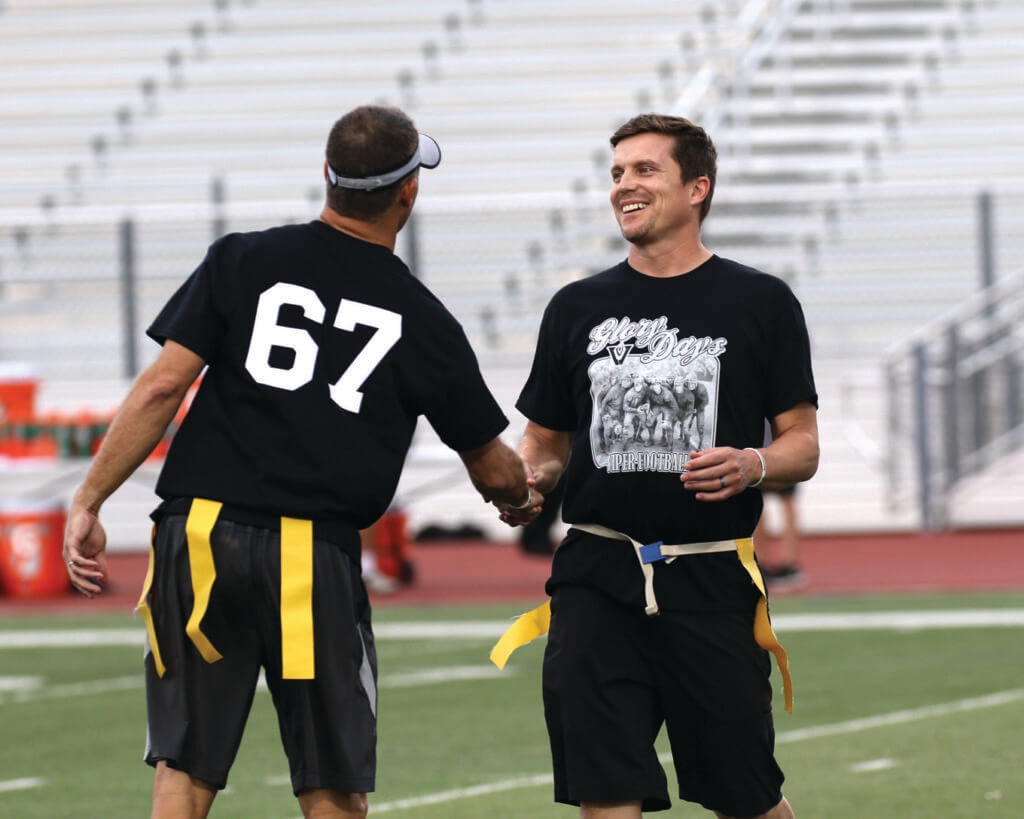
(244, 282, 402, 414)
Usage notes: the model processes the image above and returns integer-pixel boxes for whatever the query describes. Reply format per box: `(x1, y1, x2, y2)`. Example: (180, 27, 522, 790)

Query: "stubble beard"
(618, 214, 651, 245)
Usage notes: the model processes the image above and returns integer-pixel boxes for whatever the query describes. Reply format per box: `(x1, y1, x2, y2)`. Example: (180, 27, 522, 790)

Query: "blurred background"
(1, 0, 1022, 563)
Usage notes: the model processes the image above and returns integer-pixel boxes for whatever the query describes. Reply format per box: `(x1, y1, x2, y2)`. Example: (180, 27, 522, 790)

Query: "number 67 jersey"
(147, 220, 508, 530)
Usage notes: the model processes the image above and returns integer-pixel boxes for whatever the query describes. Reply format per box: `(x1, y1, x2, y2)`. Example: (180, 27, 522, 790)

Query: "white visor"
(327, 133, 441, 191)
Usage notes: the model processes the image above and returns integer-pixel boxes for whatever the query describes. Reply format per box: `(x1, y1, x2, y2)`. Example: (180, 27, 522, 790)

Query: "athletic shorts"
(142, 514, 377, 795)
(542, 585, 784, 815)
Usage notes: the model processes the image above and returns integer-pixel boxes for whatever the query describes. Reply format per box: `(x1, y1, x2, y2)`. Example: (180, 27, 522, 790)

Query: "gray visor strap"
(327, 150, 422, 191)
(327, 132, 441, 191)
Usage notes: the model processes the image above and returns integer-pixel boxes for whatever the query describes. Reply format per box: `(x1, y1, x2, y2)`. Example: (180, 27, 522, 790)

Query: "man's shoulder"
(204, 222, 321, 268)
(710, 254, 767, 279)
(713, 255, 785, 283)
(216, 221, 315, 247)
(710, 255, 797, 300)
(549, 263, 626, 303)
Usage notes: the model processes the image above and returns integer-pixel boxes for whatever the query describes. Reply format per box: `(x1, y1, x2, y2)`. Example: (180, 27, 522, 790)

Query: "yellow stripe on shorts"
(280, 516, 315, 679)
(135, 529, 166, 677)
(185, 498, 224, 664)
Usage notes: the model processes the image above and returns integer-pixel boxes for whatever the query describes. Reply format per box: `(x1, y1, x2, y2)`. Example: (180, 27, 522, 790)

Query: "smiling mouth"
(621, 203, 648, 213)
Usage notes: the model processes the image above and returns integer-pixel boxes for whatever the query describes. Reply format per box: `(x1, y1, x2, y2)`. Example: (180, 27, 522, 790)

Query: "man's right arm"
(487, 420, 570, 528)
(64, 340, 205, 597)
(516, 420, 571, 495)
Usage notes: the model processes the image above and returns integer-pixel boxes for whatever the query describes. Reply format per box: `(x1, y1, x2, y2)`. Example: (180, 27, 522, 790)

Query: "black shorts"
(542, 585, 783, 815)
(142, 514, 377, 794)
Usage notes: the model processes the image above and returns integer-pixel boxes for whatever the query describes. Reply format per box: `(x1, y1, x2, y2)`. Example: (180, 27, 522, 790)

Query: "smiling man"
(502, 113, 819, 818)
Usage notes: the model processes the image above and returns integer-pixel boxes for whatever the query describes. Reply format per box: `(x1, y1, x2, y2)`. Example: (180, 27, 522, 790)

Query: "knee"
(716, 795, 794, 819)
(298, 788, 367, 818)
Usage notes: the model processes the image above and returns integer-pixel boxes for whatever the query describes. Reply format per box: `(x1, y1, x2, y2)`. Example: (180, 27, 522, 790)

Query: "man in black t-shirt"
(500, 114, 818, 818)
(62, 105, 537, 819)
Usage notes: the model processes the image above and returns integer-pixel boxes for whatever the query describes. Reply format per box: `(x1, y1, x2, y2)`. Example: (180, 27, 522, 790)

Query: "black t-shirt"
(148, 220, 507, 530)
(517, 256, 817, 611)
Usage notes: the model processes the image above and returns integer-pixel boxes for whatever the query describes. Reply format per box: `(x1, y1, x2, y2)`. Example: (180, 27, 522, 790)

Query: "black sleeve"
(516, 294, 577, 431)
(420, 316, 508, 452)
(765, 284, 818, 417)
(147, 243, 228, 363)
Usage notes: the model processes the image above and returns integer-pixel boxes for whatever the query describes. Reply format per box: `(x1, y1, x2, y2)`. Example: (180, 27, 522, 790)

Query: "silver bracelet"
(744, 447, 766, 488)
(507, 489, 533, 511)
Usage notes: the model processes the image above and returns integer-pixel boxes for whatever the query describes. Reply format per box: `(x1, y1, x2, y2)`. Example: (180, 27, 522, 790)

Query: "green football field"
(2, 591, 1023, 818)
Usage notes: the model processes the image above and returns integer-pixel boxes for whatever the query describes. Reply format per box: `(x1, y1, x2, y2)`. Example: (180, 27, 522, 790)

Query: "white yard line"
(0, 777, 46, 793)
(0, 675, 143, 705)
(0, 675, 43, 692)
(4, 609, 1024, 650)
(850, 758, 900, 773)
(773, 609, 1024, 631)
(775, 688, 1024, 743)
(0, 629, 146, 649)
(370, 774, 555, 813)
(2, 665, 513, 706)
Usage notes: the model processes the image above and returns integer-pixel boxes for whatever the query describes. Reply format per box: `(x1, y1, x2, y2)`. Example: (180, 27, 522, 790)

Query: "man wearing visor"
(62, 104, 536, 818)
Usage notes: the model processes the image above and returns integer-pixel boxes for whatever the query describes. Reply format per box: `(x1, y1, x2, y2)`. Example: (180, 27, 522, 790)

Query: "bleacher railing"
(885, 269, 1024, 528)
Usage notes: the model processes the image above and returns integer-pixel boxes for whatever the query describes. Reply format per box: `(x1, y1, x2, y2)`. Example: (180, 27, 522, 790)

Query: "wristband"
(507, 489, 533, 511)
(744, 447, 766, 488)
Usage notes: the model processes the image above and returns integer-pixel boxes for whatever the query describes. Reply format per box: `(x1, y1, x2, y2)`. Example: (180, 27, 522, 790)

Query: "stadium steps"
(4, 0, 1024, 538)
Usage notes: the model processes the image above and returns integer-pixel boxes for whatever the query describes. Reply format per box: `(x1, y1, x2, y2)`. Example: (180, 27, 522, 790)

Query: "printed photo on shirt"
(585, 315, 725, 474)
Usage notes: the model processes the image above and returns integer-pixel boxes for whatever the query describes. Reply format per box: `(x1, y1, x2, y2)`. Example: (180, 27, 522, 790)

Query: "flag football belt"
(489, 523, 794, 713)
(137, 498, 316, 681)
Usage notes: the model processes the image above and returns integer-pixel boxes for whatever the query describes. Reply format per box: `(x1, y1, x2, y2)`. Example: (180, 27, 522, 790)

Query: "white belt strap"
(569, 522, 794, 714)
(571, 523, 738, 616)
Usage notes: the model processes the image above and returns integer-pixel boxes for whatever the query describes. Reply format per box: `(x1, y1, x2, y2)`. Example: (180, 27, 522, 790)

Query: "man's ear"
(399, 175, 419, 209)
(323, 160, 331, 182)
(690, 176, 711, 206)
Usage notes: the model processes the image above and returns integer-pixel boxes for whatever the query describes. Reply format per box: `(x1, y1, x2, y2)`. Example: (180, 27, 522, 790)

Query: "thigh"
(262, 536, 377, 796)
(543, 586, 670, 812)
(143, 516, 263, 789)
(656, 610, 783, 817)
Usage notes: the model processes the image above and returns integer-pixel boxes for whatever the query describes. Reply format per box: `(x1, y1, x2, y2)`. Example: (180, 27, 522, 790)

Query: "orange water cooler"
(0, 363, 38, 425)
(0, 501, 71, 598)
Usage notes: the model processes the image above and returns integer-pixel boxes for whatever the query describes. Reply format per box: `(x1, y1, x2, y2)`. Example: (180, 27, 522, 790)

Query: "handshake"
(462, 431, 560, 530)
(493, 463, 546, 528)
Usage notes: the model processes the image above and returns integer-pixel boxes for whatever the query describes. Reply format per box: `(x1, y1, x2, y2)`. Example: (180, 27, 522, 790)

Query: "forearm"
(751, 406, 820, 491)
(74, 361, 196, 512)
(516, 421, 570, 495)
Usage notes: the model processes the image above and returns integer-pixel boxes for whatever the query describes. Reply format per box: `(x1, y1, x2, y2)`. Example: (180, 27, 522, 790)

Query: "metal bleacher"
(2, 0, 1023, 545)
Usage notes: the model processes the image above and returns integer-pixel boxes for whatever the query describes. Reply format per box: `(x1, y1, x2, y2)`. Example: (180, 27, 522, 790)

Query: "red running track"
(2, 528, 1023, 615)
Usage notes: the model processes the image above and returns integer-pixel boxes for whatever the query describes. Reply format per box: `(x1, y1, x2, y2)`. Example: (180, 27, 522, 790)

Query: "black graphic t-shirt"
(517, 256, 817, 611)
(148, 220, 507, 530)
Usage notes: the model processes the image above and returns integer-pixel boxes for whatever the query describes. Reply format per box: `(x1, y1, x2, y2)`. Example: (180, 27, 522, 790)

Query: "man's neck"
(627, 236, 712, 279)
(318, 207, 398, 251)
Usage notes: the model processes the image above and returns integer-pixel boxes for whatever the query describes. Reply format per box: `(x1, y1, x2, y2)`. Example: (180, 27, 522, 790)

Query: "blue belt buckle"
(639, 541, 665, 564)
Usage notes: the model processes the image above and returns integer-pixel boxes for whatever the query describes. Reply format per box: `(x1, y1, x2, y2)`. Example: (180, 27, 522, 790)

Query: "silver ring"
(719, 477, 726, 489)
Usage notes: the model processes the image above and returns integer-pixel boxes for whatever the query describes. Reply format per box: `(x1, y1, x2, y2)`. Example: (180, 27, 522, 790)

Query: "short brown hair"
(610, 113, 717, 222)
(325, 105, 419, 220)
